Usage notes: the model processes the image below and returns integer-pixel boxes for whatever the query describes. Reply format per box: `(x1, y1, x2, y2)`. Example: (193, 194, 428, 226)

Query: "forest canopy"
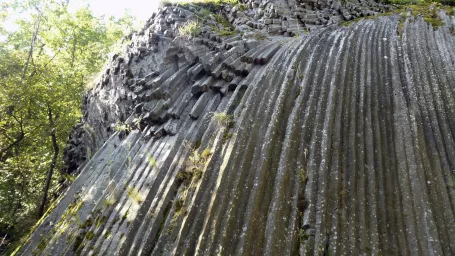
(0, 0, 134, 253)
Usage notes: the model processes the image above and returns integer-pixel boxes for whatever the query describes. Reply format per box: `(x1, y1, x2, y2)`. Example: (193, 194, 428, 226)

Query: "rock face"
(20, 1, 455, 255)
(62, 0, 391, 175)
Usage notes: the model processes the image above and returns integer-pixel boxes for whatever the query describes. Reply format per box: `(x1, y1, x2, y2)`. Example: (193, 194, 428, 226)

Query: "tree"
(0, 0, 134, 252)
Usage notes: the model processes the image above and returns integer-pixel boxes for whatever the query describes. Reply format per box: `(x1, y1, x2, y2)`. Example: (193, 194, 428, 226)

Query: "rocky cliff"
(18, 0, 455, 255)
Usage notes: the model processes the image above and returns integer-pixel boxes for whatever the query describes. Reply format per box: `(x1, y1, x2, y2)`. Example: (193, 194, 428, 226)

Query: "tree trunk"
(0, 115, 25, 162)
(22, 13, 42, 80)
(38, 106, 59, 217)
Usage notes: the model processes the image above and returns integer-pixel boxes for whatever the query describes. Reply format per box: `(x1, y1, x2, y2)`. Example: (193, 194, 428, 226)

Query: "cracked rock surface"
(21, 1, 455, 255)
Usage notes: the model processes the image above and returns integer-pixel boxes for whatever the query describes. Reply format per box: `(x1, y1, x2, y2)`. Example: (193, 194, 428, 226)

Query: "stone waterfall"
(17, 1, 455, 255)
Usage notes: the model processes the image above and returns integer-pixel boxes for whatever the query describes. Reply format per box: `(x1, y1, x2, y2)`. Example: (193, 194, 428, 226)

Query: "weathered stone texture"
(21, 1, 455, 256)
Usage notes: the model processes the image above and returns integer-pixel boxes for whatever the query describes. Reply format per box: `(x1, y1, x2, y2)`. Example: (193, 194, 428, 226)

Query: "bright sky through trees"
(69, 0, 160, 24)
(3, 0, 161, 33)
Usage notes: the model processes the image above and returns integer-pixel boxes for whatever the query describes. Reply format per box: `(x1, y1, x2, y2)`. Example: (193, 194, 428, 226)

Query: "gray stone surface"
(23, 1, 455, 256)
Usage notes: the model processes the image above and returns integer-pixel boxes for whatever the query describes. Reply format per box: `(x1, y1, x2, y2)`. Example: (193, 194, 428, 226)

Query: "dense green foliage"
(0, 0, 133, 253)
(386, 0, 455, 5)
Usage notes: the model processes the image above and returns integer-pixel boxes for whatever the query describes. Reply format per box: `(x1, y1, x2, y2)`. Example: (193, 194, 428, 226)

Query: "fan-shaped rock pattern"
(19, 7, 455, 256)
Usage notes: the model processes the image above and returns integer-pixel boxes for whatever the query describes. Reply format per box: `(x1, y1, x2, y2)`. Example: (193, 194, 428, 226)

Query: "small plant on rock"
(211, 13, 237, 36)
(132, 116, 142, 129)
(178, 21, 202, 39)
(128, 186, 143, 203)
(177, 148, 212, 182)
(213, 112, 234, 128)
(148, 154, 157, 167)
(103, 197, 116, 207)
(222, 132, 233, 143)
(213, 112, 235, 143)
(113, 122, 131, 132)
(168, 198, 188, 233)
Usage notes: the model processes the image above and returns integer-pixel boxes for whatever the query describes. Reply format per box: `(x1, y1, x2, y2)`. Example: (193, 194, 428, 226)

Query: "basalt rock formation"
(19, 0, 455, 255)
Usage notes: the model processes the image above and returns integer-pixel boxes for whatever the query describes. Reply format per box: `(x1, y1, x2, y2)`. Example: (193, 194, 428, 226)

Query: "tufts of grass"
(341, 2, 451, 30)
(294, 25, 308, 38)
(198, 8, 212, 20)
(213, 112, 234, 128)
(214, 112, 235, 143)
(424, 12, 444, 28)
(211, 13, 237, 36)
(177, 148, 212, 182)
(222, 132, 233, 143)
(388, 0, 455, 5)
(113, 122, 131, 132)
(387, 0, 424, 4)
(237, 3, 247, 11)
(103, 197, 116, 207)
(411, 4, 445, 28)
(168, 198, 188, 233)
(340, 3, 450, 29)
(95, 216, 108, 229)
(62, 172, 76, 183)
(132, 116, 142, 130)
(128, 186, 142, 203)
(178, 21, 202, 39)
(148, 155, 157, 167)
(397, 13, 407, 38)
(253, 32, 267, 40)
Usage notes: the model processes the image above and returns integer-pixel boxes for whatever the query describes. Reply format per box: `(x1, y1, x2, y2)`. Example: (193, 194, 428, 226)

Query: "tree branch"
(22, 13, 42, 80)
